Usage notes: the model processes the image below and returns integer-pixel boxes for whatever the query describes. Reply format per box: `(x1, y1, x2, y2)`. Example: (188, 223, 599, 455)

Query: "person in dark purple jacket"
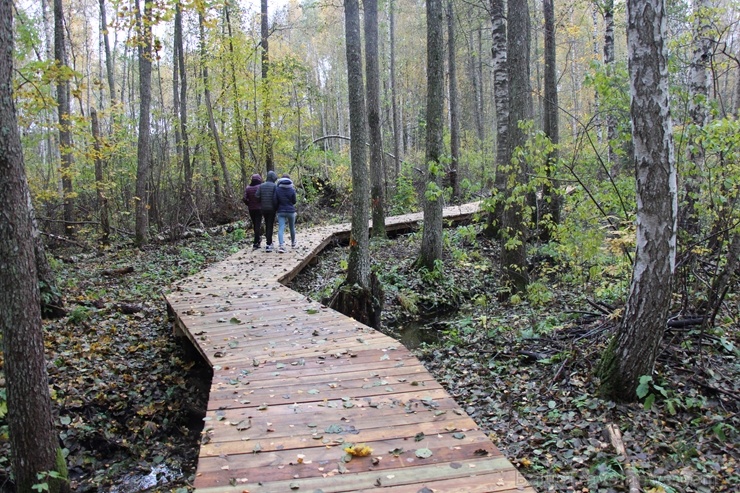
(242, 173, 263, 250)
(274, 174, 297, 253)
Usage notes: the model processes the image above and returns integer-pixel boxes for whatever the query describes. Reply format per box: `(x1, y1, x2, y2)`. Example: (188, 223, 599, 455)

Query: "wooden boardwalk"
(165, 203, 535, 493)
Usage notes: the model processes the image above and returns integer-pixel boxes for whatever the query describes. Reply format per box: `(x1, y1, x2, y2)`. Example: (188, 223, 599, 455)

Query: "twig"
(605, 423, 641, 493)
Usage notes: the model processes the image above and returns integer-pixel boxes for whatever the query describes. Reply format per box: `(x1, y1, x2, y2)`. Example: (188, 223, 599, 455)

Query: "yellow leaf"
(344, 443, 373, 457)
(520, 457, 532, 467)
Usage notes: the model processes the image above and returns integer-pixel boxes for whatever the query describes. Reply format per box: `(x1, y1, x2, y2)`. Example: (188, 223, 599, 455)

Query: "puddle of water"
(109, 464, 180, 493)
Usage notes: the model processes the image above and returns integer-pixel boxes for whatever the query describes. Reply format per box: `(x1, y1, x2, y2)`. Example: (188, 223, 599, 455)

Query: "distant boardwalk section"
(165, 202, 536, 492)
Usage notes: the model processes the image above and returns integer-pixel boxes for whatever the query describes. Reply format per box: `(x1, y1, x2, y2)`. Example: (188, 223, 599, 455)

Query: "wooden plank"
(164, 202, 535, 493)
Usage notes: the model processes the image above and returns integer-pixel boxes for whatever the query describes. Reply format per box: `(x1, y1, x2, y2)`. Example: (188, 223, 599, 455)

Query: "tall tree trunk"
(0, 3, 69, 491)
(225, 2, 248, 186)
(603, 0, 617, 170)
(485, 0, 509, 237)
(90, 108, 110, 243)
(54, 0, 74, 237)
(199, 9, 232, 203)
(261, 0, 274, 173)
(541, 0, 560, 240)
(501, 0, 532, 294)
(329, 0, 381, 329)
(99, 0, 115, 103)
(174, 0, 196, 225)
(447, 0, 460, 200)
(365, 0, 386, 238)
(134, 0, 153, 245)
(599, 0, 677, 402)
(418, 0, 445, 271)
(682, 0, 711, 236)
(389, 0, 401, 180)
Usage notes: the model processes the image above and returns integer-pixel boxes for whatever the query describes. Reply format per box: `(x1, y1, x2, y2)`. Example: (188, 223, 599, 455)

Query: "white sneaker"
(278, 245, 285, 253)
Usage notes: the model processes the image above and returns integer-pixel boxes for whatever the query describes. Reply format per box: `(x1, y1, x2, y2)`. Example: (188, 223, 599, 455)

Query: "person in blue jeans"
(274, 174, 297, 253)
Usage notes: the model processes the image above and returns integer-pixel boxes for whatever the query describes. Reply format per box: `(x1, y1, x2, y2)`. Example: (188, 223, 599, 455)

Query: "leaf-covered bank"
(291, 226, 740, 493)
(0, 227, 252, 491)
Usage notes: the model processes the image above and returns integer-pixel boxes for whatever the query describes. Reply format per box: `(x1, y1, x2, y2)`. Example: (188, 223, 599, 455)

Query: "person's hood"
(277, 177, 294, 187)
(266, 171, 278, 182)
(250, 173, 263, 185)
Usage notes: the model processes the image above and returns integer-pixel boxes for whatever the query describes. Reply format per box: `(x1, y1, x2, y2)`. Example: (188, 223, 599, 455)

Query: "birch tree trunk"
(0, 2, 69, 490)
(599, 0, 677, 401)
(418, 0, 445, 271)
(364, 0, 386, 238)
(682, 0, 711, 236)
(485, 0, 509, 237)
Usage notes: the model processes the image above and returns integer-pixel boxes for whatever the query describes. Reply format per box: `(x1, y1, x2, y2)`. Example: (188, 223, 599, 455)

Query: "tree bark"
(0, 2, 68, 490)
(418, 0, 445, 271)
(603, 0, 617, 170)
(599, 0, 677, 402)
(501, 0, 532, 294)
(365, 0, 386, 238)
(54, 0, 75, 237)
(134, 0, 153, 246)
(485, 0, 509, 237)
(447, 0, 460, 200)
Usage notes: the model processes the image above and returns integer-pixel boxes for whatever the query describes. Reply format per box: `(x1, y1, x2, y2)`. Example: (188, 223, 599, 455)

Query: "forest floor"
(0, 221, 738, 492)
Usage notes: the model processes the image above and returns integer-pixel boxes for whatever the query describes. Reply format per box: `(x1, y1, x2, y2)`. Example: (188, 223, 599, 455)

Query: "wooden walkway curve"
(165, 203, 535, 493)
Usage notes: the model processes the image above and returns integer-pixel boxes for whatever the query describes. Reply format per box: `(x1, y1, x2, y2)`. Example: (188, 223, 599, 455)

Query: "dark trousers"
(249, 209, 263, 247)
(263, 211, 276, 246)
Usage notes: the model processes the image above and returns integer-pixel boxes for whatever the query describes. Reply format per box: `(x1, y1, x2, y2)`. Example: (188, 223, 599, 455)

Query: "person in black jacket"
(275, 174, 297, 253)
(256, 171, 278, 251)
(242, 173, 263, 250)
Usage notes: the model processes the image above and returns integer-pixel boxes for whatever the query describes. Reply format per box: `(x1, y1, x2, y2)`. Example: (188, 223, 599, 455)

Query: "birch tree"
(599, 0, 677, 401)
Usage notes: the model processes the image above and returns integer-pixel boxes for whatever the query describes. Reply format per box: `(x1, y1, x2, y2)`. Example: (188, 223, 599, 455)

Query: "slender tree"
(365, 0, 386, 238)
(90, 108, 111, 243)
(261, 0, 274, 173)
(417, 0, 445, 270)
(599, 0, 677, 401)
(199, 8, 233, 201)
(541, 0, 560, 240)
(682, 0, 711, 235)
(389, 0, 401, 179)
(134, 0, 153, 245)
(447, 0, 460, 200)
(225, 1, 249, 186)
(0, 2, 69, 490)
(500, 0, 532, 294)
(54, 0, 75, 236)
